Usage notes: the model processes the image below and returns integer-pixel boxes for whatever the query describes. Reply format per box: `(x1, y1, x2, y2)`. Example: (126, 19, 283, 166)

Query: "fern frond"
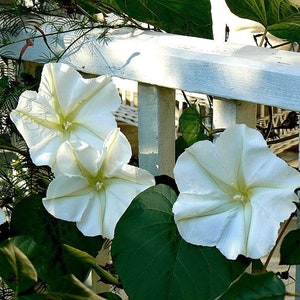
(0, 9, 45, 38)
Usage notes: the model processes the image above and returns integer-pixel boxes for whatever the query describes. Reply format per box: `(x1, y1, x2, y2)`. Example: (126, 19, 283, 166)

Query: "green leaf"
(175, 135, 188, 159)
(101, 0, 213, 38)
(44, 274, 105, 300)
(251, 259, 264, 274)
(0, 239, 37, 293)
(0, 133, 26, 155)
(179, 106, 208, 147)
(10, 194, 104, 282)
(268, 14, 300, 43)
(225, 0, 300, 43)
(280, 228, 300, 265)
(111, 184, 249, 300)
(99, 292, 122, 300)
(62, 244, 121, 286)
(217, 272, 285, 300)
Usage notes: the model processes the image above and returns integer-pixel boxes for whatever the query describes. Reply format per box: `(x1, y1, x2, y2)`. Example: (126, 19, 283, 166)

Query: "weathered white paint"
(138, 83, 175, 177)
(2, 23, 300, 111)
(2, 21, 300, 177)
(213, 99, 257, 129)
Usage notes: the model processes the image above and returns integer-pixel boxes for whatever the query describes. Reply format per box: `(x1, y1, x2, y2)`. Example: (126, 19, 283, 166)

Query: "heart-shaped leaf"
(225, 0, 300, 42)
(111, 184, 249, 300)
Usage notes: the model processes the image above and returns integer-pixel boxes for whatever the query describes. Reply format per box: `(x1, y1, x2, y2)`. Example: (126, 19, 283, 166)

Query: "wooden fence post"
(213, 99, 257, 129)
(138, 83, 176, 177)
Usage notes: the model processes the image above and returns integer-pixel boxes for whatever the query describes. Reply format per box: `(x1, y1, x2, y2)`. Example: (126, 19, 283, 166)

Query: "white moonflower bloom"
(172, 124, 300, 260)
(10, 62, 120, 168)
(43, 128, 155, 239)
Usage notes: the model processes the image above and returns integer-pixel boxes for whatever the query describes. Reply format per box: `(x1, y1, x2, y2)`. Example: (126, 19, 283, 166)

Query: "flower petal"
(76, 190, 107, 237)
(100, 129, 132, 177)
(77, 175, 154, 238)
(173, 124, 300, 260)
(222, 125, 300, 190)
(174, 194, 244, 245)
(214, 203, 253, 259)
(115, 164, 156, 185)
(174, 140, 237, 196)
(250, 187, 297, 222)
(73, 77, 121, 118)
(69, 119, 114, 152)
(43, 175, 91, 222)
(103, 178, 153, 238)
(55, 140, 100, 176)
(30, 132, 63, 166)
(42, 63, 120, 116)
(243, 203, 281, 259)
(10, 93, 62, 166)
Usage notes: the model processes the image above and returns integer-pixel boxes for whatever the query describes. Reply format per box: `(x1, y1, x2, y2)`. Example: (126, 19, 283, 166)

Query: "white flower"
(172, 124, 300, 260)
(43, 128, 155, 239)
(10, 62, 120, 168)
(0, 208, 5, 225)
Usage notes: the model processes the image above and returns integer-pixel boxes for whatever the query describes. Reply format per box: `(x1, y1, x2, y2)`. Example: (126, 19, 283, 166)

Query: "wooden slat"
(138, 83, 175, 177)
(2, 23, 300, 110)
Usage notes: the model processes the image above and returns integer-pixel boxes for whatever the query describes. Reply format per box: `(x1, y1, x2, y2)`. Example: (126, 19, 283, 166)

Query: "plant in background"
(225, 0, 300, 45)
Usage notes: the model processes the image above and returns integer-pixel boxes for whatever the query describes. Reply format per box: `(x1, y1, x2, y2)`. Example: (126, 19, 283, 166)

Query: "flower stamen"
(95, 181, 103, 191)
(233, 193, 247, 203)
(63, 121, 72, 130)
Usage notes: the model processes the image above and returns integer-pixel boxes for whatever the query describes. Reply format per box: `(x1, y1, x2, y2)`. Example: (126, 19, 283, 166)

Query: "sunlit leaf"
(225, 0, 300, 42)
(217, 272, 285, 300)
(101, 0, 213, 38)
(0, 239, 37, 293)
(112, 184, 249, 300)
(179, 106, 208, 147)
(280, 228, 300, 265)
(268, 15, 300, 43)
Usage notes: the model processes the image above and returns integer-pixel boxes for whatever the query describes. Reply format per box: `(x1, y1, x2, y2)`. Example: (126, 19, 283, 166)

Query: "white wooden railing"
(2, 23, 300, 295)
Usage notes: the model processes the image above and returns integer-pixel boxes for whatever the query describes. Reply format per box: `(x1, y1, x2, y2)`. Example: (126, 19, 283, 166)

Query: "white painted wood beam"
(2, 23, 300, 111)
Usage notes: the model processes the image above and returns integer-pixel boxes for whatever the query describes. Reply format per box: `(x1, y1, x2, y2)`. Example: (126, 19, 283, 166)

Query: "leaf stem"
(263, 212, 296, 271)
(93, 264, 122, 287)
(259, 29, 268, 47)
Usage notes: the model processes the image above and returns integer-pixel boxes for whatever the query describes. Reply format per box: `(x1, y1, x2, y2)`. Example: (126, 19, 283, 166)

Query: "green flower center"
(233, 192, 249, 203)
(95, 181, 103, 191)
(62, 120, 72, 130)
